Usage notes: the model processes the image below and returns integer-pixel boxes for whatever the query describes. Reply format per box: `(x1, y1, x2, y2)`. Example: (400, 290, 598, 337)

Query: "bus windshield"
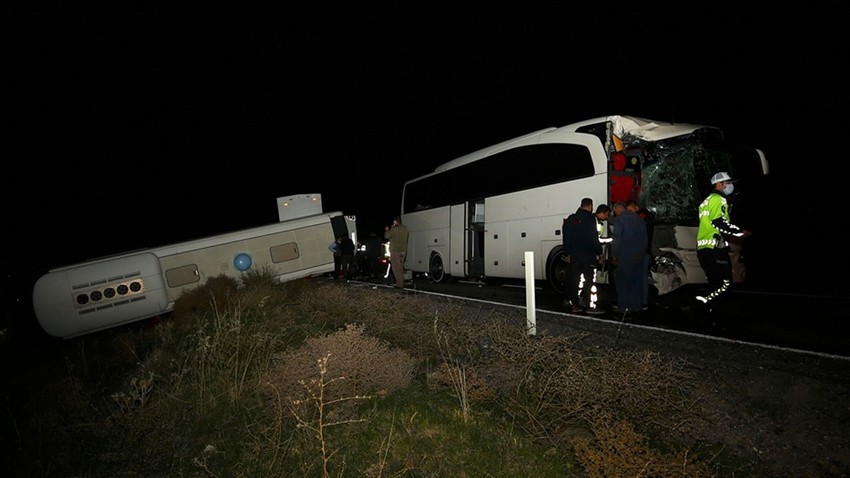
(575, 117, 763, 226)
(636, 127, 735, 224)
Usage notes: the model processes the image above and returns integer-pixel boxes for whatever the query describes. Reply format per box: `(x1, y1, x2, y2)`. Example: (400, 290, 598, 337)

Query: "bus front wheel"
(429, 253, 448, 283)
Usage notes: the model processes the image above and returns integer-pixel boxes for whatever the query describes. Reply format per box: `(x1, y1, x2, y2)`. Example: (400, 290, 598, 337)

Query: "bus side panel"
(157, 221, 336, 302)
(33, 252, 170, 339)
(484, 220, 508, 278)
(484, 177, 607, 280)
(405, 207, 450, 276)
(505, 216, 543, 279)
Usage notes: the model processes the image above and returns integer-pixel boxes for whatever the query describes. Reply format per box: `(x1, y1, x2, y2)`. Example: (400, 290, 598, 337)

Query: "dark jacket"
(363, 234, 382, 258)
(339, 237, 356, 256)
(611, 210, 648, 263)
(563, 208, 602, 264)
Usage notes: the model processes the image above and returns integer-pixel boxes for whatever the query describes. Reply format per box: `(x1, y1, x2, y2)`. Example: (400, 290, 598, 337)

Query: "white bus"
(33, 207, 356, 339)
(400, 115, 769, 296)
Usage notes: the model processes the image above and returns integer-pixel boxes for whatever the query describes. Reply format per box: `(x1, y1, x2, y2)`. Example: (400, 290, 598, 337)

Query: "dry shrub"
(567, 348, 699, 433)
(171, 274, 240, 317)
(171, 268, 295, 322)
(257, 322, 417, 475)
(293, 282, 444, 358)
(572, 417, 715, 478)
(430, 304, 519, 361)
(355, 293, 445, 358)
(267, 323, 416, 404)
(478, 331, 700, 450)
(239, 264, 280, 289)
(427, 361, 495, 402)
(293, 283, 354, 325)
(237, 266, 295, 315)
(424, 306, 521, 415)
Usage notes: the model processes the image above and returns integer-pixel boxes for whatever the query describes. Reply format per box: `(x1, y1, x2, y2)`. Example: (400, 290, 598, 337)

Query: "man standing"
(593, 204, 613, 294)
(696, 172, 749, 307)
(594, 204, 612, 245)
(328, 236, 342, 279)
(384, 215, 409, 289)
(627, 200, 653, 310)
(338, 234, 356, 281)
(362, 232, 383, 280)
(562, 198, 603, 313)
(611, 201, 648, 313)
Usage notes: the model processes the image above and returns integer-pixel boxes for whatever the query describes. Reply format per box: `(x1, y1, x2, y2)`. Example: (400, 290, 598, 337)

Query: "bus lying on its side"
(33, 208, 355, 339)
(401, 115, 769, 296)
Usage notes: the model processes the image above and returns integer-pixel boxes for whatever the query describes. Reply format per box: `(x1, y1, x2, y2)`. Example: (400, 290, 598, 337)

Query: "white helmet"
(710, 172, 734, 184)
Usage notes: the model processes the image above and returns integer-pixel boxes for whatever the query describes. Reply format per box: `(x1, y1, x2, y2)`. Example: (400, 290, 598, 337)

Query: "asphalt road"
(375, 275, 850, 359)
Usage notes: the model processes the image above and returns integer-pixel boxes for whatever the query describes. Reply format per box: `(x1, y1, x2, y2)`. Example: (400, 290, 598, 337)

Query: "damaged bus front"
(595, 116, 769, 295)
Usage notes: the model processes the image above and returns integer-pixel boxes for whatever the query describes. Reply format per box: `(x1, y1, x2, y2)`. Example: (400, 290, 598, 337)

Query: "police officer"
(696, 172, 750, 307)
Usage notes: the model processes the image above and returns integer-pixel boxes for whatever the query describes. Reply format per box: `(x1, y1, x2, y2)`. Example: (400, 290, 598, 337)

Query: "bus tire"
(546, 248, 568, 294)
(429, 252, 448, 283)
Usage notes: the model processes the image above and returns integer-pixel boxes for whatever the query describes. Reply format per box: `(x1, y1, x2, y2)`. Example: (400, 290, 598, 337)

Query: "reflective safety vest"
(597, 219, 612, 244)
(697, 192, 732, 250)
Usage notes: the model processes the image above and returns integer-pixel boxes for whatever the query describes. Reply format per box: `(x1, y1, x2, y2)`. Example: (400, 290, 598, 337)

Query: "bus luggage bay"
(400, 115, 768, 296)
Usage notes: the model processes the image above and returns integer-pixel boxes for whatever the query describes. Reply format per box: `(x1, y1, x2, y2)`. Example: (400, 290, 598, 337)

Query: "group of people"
(562, 170, 747, 316)
(328, 215, 410, 289)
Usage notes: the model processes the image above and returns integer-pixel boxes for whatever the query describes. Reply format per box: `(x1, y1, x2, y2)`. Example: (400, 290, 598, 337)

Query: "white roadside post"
(524, 251, 536, 336)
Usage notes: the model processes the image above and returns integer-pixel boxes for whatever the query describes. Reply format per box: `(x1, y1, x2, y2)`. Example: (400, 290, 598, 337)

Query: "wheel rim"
(548, 252, 567, 293)
(429, 254, 445, 282)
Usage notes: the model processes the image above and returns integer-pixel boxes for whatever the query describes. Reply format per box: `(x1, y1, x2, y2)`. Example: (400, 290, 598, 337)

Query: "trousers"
(390, 251, 406, 287)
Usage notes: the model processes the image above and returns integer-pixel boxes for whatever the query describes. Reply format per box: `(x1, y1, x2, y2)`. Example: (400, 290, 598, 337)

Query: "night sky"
(5, 4, 848, 295)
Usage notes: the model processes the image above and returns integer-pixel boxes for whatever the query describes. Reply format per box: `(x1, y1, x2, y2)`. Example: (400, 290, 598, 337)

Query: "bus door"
(449, 203, 466, 278)
(466, 200, 485, 277)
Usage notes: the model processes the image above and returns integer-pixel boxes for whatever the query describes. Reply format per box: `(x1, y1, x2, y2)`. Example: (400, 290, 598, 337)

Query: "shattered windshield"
(628, 127, 734, 225)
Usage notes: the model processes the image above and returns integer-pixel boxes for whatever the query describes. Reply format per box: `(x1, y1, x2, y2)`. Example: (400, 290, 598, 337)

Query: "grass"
(1, 268, 768, 477)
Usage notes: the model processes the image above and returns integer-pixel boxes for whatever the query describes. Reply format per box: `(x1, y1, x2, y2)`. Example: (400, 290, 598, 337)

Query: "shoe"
(586, 306, 605, 315)
(571, 305, 585, 313)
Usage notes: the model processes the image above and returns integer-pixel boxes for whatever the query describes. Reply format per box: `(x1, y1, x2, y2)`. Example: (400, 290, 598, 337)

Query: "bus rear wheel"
(547, 250, 567, 294)
(429, 253, 448, 283)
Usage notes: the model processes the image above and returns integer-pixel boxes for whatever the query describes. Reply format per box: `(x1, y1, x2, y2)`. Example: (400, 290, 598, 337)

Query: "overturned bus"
(33, 197, 356, 339)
